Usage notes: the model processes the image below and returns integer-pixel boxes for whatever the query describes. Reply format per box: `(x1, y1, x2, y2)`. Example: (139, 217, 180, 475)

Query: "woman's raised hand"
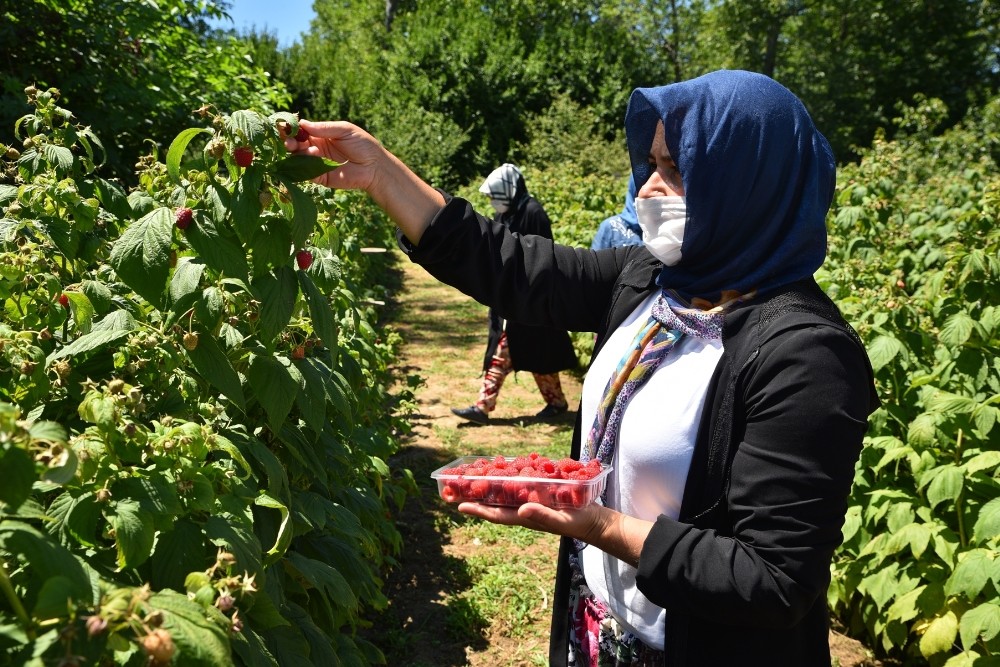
(284, 120, 383, 192)
(284, 119, 446, 244)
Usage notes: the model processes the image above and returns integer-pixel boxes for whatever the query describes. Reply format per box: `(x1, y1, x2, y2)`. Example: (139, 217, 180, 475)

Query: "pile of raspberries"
(437, 453, 606, 508)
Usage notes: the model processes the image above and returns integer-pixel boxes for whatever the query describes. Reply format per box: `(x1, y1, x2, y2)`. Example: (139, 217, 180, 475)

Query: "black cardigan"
(400, 196, 879, 666)
(483, 196, 578, 375)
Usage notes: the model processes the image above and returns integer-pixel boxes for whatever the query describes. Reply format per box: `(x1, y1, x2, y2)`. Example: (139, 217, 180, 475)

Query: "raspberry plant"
(0, 89, 414, 664)
(821, 97, 1000, 665)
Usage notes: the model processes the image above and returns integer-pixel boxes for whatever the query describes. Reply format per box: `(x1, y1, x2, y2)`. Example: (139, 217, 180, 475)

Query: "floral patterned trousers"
(567, 554, 666, 667)
(475, 333, 568, 413)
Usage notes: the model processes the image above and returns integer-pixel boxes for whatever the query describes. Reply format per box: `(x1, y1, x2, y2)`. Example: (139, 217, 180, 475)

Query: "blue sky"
(210, 0, 317, 47)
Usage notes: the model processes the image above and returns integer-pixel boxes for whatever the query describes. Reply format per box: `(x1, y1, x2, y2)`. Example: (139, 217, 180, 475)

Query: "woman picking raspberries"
(286, 70, 879, 667)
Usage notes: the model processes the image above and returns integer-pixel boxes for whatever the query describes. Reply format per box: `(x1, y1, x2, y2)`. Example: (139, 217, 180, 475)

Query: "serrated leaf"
(886, 522, 932, 558)
(186, 331, 246, 411)
(196, 286, 224, 330)
(946, 549, 992, 600)
(46, 325, 132, 363)
(0, 184, 16, 204)
(924, 464, 964, 508)
(964, 450, 1000, 475)
(272, 155, 341, 182)
(40, 214, 78, 258)
(867, 334, 906, 372)
(63, 291, 95, 334)
(147, 590, 232, 667)
(169, 257, 206, 304)
(42, 144, 73, 171)
(81, 279, 112, 314)
(941, 651, 978, 667)
(110, 206, 173, 307)
(973, 497, 1000, 545)
(185, 213, 249, 279)
(859, 563, 901, 611)
(64, 492, 101, 548)
(886, 585, 925, 624)
(973, 405, 999, 437)
(110, 498, 155, 568)
(0, 522, 92, 603)
(231, 627, 279, 667)
(959, 602, 1000, 649)
(33, 575, 78, 619)
(940, 311, 975, 346)
(298, 272, 336, 351)
(295, 358, 328, 434)
(222, 429, 287, 497)
(166, 127, 212, 185)
(907, 414, 937, 449)
(285, 552, 358, 619)
(228, 110, 267, 143)
(205, 514, 262, 576)
(151, 519, 208, 591)
(94, 176, 132, 220)
(248, 352, 298, 432)
(928, 390, 979, 415)
(251, 266, 298, 346)
(920, 611, 958, 658)
(285, 182, 317, 247)
(307, 251, 341, 292)
(231, 165, 265, 239)
(248, 214, 293, 274)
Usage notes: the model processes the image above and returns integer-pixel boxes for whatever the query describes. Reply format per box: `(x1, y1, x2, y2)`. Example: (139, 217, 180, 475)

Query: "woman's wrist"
(583, 505, 653, 568)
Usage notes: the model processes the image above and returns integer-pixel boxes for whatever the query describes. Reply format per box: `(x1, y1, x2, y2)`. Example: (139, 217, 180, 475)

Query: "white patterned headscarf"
(478, 163, 524, 205)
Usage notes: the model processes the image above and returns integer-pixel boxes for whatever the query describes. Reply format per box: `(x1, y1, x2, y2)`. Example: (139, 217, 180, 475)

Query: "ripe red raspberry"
(294, 125, 310, 142)
(58, 293, 69, 308)
(175, 207, 193, 230)
(295, 249, 313, 270)
(291, 345, 306, 360)
(440, 484, 459, 503)
(233, 146, 254, 168)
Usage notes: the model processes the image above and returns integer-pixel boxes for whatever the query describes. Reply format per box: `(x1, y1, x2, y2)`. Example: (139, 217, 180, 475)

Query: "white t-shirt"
(579, 292, 723, 649)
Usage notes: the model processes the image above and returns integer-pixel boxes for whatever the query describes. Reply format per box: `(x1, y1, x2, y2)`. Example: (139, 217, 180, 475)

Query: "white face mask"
(635, 195, 686, 266)
(490, 199, 510, 214)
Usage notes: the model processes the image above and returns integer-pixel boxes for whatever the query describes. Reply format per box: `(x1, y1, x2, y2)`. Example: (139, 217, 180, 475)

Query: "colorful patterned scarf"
(580, 293, 727, 481)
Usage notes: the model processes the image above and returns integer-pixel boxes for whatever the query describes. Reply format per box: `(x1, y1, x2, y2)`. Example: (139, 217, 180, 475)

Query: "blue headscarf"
(591, 175, 642, 250)
(625, 70, 836, 300)
(620, 174, 638, 230)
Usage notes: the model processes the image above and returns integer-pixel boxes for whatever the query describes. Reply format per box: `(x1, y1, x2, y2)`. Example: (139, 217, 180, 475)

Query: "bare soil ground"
(364, 250, 880, 667)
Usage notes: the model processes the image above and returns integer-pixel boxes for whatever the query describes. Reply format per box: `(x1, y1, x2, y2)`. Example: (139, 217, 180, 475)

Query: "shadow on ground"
(359, 443, 490, 667)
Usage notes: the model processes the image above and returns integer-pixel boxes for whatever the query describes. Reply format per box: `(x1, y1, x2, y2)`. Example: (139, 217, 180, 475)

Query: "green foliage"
(0, 0, 291, 183)
(704, 0, 1000, 161)
(823, 96, 1000, 665)
(288, 0, 661, 189)
(0, 94, 413, 664)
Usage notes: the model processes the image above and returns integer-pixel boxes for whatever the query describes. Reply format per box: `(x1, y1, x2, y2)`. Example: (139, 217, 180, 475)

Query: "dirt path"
(366, 250, 878, 667)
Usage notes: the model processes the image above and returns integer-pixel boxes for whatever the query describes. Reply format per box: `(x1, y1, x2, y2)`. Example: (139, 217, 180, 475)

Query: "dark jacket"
(485, 195, 578, 374)
(400, 195, 879, 667)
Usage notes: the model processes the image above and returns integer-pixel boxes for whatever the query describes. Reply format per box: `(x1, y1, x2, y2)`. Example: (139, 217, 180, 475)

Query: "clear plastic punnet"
(430, 454, 613, 509)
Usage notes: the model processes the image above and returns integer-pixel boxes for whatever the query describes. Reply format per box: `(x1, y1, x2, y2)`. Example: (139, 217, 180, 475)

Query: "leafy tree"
(287, 0, 663, 188)
(703, 0, 1000, 160)
(0, 0, 290, 182)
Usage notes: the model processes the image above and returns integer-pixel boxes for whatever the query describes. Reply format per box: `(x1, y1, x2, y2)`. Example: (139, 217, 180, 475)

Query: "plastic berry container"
(430, 454, 613, 509)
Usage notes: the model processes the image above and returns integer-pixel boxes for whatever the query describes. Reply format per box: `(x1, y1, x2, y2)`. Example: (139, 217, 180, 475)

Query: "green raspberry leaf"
(166, 127, 212, 186)
(272, 154, 341, 182)
(110, 206, 173, 308)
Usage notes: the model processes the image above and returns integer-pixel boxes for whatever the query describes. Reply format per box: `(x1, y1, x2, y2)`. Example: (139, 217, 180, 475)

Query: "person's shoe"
(451, 405, 489, 425)
(535, 403, 568, 420)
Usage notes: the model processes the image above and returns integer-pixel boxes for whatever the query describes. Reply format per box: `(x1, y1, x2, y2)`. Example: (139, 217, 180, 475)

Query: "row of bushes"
(0, 90, 414, 665)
